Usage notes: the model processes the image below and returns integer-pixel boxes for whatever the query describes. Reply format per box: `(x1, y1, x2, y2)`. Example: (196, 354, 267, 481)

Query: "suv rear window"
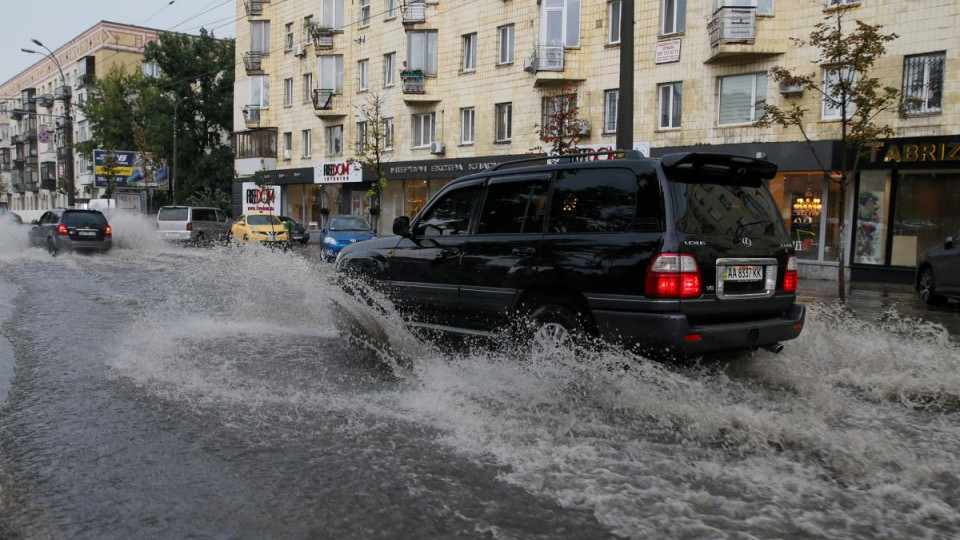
(158, 208, 188, 221)
(62, 211, 107, 227)
(671, 181, 787, 237)
(547, 168, 661, 234)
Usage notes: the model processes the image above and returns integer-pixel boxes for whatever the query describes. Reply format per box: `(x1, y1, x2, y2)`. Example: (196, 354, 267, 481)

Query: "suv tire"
(46, 237, 57, 257)
(918, 267, 947, 306)
(521, 304, 585, 356)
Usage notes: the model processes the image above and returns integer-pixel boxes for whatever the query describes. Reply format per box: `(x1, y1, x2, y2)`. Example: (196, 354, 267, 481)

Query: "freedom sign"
(241, 182, 281, 214)
(314, 161, 362, 184)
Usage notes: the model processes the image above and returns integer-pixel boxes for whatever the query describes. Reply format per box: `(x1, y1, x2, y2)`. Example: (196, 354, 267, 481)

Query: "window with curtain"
(407, 31, 438, 75)
(660, 0, 685, 35)
(319, 55, 344, 93)
(540, 0, 581, 47)
(498, 25, 515, 64)
(250, 21, 271, 53)
(903, 52, 945, 115)
(658, 82, 683, 129)
(718, 73, 766, 125)
(604, 90, 618, 133)
(460, 107, 475, 144)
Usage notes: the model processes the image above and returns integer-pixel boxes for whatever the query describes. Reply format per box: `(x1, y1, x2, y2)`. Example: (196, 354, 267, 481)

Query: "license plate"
(78, 230, 97, 237)
(723, 265, 763, 282)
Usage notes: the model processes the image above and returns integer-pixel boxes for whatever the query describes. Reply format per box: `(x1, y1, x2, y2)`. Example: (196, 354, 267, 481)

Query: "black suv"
(336, 151, 804, 355)
(29, 208, 113, 255)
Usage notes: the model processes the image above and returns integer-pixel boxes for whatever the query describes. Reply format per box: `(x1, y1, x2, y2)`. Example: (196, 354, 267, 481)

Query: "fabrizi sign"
(314, 161, 362, 184)
(241, 182, 281, 214)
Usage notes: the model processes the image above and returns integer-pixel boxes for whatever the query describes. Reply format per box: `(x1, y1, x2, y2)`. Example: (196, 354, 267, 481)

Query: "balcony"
(402, 1, 426, 24)
(244, 0, 263, 16)
(401, 71, 425, 94)
(0, 162, 10, 172)
(23, 129, 37, 141)
(10, 109, 24, 121)
(310, 28, 335, 50)
(242, 105, 261, 127)
(55, 86, 72, 101)
(41, 176, 57, 191)
(705, 7, 785, 63)
(11, 173, 25, 193)
(311, 89, 347, 117)
(37, 94, 54, 108)
(12, 159, 24, 169)
(233, 127, 277, 175)
(526, 46, 585, 87)
(243, 51, 264, 74)
(11, 135, 21, 146)
(25, 178, 39, 192)
(25, 156, 38, 167)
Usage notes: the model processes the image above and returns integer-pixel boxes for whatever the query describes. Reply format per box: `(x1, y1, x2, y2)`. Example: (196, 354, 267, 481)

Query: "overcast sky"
(0, 0, 235, 82)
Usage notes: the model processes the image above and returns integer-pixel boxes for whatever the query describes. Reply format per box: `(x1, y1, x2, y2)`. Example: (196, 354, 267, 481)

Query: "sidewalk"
(797, 278, 960, 338)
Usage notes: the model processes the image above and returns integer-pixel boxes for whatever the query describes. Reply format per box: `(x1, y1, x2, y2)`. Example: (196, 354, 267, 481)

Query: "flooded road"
(1, 216, 958, 539)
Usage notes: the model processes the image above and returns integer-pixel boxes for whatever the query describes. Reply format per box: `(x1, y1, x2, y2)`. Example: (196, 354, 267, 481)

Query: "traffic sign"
(37, 131, 51, 144)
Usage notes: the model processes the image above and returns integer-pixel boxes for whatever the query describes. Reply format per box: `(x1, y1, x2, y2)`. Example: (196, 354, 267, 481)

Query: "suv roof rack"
(486, 149, 647, 172)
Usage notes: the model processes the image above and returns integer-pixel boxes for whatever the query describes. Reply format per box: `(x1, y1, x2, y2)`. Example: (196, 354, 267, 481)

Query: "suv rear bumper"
(593, 304, 805, 354)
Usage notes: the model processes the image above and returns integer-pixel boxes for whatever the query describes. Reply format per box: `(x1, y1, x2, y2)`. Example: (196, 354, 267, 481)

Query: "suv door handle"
(512, 247, 536, 257)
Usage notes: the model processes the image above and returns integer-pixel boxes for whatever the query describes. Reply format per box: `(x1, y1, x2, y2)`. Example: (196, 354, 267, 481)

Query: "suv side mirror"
(393, 216, 410, 237)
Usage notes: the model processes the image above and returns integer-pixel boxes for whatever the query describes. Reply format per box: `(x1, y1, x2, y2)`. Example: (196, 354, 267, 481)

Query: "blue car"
(321, 215, 375, 262)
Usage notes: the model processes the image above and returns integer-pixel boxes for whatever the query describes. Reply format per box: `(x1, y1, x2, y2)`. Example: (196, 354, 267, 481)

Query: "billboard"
(94, 150, 169, 188)
(241, 182, 281, 214)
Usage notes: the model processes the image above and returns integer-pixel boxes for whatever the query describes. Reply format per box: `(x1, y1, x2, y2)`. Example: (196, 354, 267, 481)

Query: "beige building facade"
(232, 0, 959, 281)
(0, 21, 161, 221)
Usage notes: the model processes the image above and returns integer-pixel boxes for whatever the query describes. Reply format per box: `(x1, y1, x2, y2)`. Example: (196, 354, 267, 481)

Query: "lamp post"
(22, 39, 75, 207)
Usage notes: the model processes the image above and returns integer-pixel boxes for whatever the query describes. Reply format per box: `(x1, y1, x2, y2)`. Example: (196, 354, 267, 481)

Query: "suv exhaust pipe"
(761, 343, 784, 354)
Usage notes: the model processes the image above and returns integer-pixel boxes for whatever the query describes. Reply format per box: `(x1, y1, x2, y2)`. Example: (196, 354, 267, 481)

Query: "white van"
(156, 206, 231, 243)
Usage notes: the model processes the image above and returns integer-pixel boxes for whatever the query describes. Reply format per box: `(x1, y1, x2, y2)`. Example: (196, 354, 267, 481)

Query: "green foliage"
(184, 187, 231, 212)
(351, 92, 391, 207)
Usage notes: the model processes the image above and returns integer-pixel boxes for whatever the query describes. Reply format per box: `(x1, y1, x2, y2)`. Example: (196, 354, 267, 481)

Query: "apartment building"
(0, 21, 162, 220)
(232, 0, 958, 282)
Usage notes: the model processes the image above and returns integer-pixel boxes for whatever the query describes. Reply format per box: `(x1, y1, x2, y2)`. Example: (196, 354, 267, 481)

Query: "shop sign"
(241, 182, 280, 214)
(314, 161, 362, 184)
(866, 139, 960, 166)
(383, 155, 529, 180)
(655, 39, 681, 64)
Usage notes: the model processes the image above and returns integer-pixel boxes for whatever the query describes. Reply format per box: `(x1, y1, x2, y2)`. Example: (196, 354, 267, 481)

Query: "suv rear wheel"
(520, 304, 586, 357)
(46, 237, 58, 256)
(918, 267, 947, 306)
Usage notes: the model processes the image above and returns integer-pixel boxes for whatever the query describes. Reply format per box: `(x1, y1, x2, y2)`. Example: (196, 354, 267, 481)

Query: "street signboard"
(93, 149, 168, 188)
(241, 182, 281, 214)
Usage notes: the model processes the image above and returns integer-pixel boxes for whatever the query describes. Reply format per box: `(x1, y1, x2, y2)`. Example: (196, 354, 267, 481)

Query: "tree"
(530, 85, 589, 156)
(75, 65, 153, 164)
(351, 92, 392, 230)
(755, 7, 901, 302)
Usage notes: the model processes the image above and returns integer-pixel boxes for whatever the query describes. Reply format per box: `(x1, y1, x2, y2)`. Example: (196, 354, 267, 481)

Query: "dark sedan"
(279, 216, 310, 244)
(29, 209, 113, 255)
(916, 232, 960, 305)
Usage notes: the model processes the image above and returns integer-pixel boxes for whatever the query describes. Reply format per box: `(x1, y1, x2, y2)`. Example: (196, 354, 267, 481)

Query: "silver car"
(156, 206, 231, 243)
(29, 209, 112, 255)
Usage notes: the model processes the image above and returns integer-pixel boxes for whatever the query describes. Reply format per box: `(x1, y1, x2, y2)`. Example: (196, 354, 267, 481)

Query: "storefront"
(851, 136, 960, 282)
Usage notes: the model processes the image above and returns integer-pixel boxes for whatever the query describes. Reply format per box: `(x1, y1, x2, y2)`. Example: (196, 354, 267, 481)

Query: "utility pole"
(615, 0, 635, 152)
(172, 101, 178, 204)
(23, 40, 75, 207)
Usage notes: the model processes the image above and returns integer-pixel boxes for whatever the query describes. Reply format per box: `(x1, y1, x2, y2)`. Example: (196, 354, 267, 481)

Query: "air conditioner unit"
(778, 80, 804, 95)
(293, 44, 306, 58)
(523, 54, 538, 73)
(430, 141, 445, 155)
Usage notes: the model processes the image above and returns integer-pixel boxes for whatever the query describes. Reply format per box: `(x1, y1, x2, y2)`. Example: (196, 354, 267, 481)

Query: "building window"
(718, 73, 766, 125)
(386, 0, 399, 19)
(658, 82, 682, 129)
(608, 1, 622, 44)
(250, 21, 270, 54)
(319, 55, 344, 93)
(284, 78, 293, 107)
(903, 52, 945, 116)
(460, 107, 475, 144)
(660, 0, 685, 36)
(822, 66, 856, 120)
(604, 90, 619, 133)
(541, 94, 577, 134)
(407, 30, 439, 75)
(358, 59, 369, 91)
(462, 33, 478, 72)
(141, 61, 161, 78)
(413, 113, 435, 148)
(383, 117, 395, 150)
(302, 73, 313, 103)
(356, 121, 368, 148)
(302, 129, 312, 158)
(285, 22, 294, 49)
(384, 52, 396, 86)
(360, 0, 371, 27)
(249, 75, 270, 107)
(498, 25, 515, 64)
(827, 0, 858, 6)
(495, 102, 512, 142)
(283, 132, 292, 160)
(326, 125, 343, 155)
(320, 0, 345, 29)
(302, 15, 314, 43)
(540, 0, 581, 48)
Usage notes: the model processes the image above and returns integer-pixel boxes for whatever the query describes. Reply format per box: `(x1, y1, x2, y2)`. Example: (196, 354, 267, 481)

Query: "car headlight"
(323, 236, 337, 246)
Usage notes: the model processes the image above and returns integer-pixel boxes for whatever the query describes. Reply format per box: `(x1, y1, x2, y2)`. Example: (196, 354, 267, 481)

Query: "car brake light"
(105, 225, 113, 238)
(783, 255, 798, 293)
(186, 222, 193, 232)
(57, 224, 69, 237)
(645, 254, 702, 299)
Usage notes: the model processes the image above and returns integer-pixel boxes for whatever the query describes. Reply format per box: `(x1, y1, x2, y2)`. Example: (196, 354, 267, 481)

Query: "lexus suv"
(335, 151, 805, 356)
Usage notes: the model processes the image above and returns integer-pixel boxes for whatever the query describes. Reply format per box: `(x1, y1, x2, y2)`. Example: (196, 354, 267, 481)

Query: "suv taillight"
(645, 254, 702, 299)
(186, 222, 193, 232)
(57, 224, 69, 237)
(105, 225, 113, 238)
(783, 254, 798, 293)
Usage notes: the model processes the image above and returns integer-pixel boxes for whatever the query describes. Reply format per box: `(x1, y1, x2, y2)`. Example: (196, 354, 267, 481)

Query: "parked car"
(336, 151, 805, 356)
(321, 215, 376, 262)
(0, 209, 23, 225)
(279, 215, 310, 244)
(916, 232, 960, 305)
(28, 208, 112, 255)
(231, 212, 290, 244)
(156, 206, 232, 244)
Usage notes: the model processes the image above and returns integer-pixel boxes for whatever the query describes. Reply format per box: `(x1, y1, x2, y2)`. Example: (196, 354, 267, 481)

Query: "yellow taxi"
(230, 212, 291, 244)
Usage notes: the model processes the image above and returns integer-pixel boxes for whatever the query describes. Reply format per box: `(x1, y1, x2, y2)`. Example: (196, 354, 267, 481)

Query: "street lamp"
(21, 38, 75, 207)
